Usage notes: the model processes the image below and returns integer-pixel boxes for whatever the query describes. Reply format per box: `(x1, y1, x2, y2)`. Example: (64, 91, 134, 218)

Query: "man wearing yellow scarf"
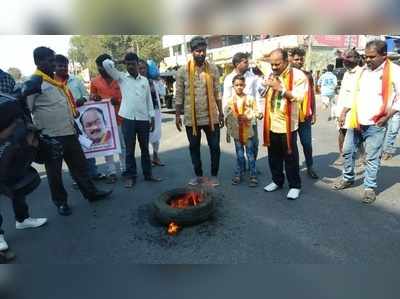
(27, 47, 112, 216)
(290, 47, 318, 180)
(333, 40, 400, 204)
(258, 49, 307, 200)
(175, 36, 224, 187)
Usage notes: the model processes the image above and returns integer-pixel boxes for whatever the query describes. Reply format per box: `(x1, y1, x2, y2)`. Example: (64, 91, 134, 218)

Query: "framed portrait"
(75, 100, 121, 158)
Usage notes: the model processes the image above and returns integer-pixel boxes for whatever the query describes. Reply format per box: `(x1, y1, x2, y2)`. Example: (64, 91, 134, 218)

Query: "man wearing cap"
(175, 36, 224, 187)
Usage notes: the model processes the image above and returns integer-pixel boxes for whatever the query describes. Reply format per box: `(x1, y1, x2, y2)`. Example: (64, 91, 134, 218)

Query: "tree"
(101, 35, 168, 63)
(68, 35, 105, 76)
(68, 35, 168, 77)
(7, 67, 22, 81)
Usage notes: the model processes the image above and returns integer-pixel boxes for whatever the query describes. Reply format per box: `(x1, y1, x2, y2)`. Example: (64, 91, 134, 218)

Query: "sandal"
(232, 176, 241, 185)
(332, 179, 353, 190)
(249, 176, 258, 188)
(152, 160, 165, 167)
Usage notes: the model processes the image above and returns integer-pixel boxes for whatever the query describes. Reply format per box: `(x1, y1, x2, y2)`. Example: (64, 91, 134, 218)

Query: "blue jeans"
(298, 118, 313, 168)
(383, 112, 400, 154)
(234, 137, 256, 177)
(342, 125, 387, 189)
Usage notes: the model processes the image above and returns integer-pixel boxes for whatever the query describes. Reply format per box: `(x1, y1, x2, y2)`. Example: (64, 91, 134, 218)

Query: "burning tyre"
(153, 188, 216, 227)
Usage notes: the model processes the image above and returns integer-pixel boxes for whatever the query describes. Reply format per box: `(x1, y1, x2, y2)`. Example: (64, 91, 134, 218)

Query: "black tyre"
(153, 188, 216, 226)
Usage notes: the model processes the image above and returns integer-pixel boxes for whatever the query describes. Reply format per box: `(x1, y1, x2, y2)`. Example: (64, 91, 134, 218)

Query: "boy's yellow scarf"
(349, 59, 393, 129)
(188, 59, 215, 136)
(232, 95, 251, 145)
(263, 67, 294, 154)
(34, 69, 79, 118)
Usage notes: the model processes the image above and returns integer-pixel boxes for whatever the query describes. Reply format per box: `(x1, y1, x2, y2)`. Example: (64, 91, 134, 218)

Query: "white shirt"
(345, 61, 400, 126)
(222, 70, 257, 109)
(154, 80, 166, 97)
(103, 59, 155, 121)
(337, 66, 363, 128)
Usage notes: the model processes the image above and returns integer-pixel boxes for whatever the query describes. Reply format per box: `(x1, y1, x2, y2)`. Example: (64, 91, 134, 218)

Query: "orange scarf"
(188, 60, 215, 136)
(263, 67, 294, 153)
(299, 74, 314, 122)
(349, 59, 392, 129)
(232, 95, 250, 145)
(34, 70, 79, 118)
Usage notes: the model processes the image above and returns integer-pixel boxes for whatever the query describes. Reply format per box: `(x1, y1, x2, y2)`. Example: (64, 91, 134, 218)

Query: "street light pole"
(306, 35, 313, 71)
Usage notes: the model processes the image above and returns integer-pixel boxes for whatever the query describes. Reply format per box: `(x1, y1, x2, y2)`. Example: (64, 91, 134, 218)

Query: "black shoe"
(307, 167, 319, 179)
(87, 189, 113, 202)
(0, 250, 16, 263)
(58, 204, 72, 216)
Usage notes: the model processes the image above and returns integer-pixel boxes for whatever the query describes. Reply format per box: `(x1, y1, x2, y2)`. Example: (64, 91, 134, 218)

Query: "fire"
(169, 191, 203, 209)
(167, 222, 180, 235)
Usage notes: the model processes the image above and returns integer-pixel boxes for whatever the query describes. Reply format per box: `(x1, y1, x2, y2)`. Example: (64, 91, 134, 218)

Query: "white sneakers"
(287, 188, 301, 200)
(16, 217, 48, 230)
(0, 234, 8, 251)
(264, 182, 280, 192)
(264, 182, 301, 200)
(188, 177, 202, 186)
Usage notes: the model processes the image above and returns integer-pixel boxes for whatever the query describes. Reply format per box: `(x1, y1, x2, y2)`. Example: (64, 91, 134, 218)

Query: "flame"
(167, 222, 180, 235)
(169, 191, 203, 209)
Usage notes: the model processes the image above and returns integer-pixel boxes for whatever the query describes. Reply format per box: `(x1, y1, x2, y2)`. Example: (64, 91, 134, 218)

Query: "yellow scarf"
(34, 69, 79, 118)
(349, 59, 392, 129)
(188, 59, 215, 136)
(263, 67, 294, 153)
(299, 74, 314, 122)
(232, 95, 251, 145)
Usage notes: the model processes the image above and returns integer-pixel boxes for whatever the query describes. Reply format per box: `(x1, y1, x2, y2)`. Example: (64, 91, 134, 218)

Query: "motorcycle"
(0, 76, 62, 199)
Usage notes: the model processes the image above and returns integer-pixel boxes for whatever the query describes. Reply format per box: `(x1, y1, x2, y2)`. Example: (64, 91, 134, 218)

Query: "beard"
(193, 55, 206, 64)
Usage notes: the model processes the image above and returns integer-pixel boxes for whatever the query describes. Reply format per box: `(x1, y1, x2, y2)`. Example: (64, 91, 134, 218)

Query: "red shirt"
(90, 75, 123, 125)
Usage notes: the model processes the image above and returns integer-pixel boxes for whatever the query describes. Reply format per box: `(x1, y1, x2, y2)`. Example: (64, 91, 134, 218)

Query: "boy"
(225, 75, 262, 187)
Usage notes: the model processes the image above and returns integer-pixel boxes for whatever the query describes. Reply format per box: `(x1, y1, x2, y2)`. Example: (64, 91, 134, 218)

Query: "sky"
(0, 35, 71, 76)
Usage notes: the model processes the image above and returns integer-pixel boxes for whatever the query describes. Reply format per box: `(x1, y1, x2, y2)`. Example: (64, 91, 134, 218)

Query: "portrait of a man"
(79, 107, 112, 147)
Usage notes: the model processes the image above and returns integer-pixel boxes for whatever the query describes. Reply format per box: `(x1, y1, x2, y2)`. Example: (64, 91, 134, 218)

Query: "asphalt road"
(1, 104, 399, 264)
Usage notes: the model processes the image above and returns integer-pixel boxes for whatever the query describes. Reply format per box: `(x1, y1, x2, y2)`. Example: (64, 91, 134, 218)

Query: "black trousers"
(185, 125, 220, 177)
(121, 119, 152, 179)
(268, 131, 301, 189)
(44, 135, 97, 207)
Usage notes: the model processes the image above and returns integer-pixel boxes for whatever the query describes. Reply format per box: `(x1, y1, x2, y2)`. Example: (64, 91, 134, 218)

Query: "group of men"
(175, 36, 399, 203)
(0, 36, 399, 262)
(0, 46, 165, 259)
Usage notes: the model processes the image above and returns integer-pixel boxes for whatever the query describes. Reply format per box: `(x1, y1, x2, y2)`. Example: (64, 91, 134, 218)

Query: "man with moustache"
(258, 48, 307, 200)
(333, 40, 400, 203)
(27, 47, 112, 216)
(80, 107, 112, 147)
(175, 36, 224, 187)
